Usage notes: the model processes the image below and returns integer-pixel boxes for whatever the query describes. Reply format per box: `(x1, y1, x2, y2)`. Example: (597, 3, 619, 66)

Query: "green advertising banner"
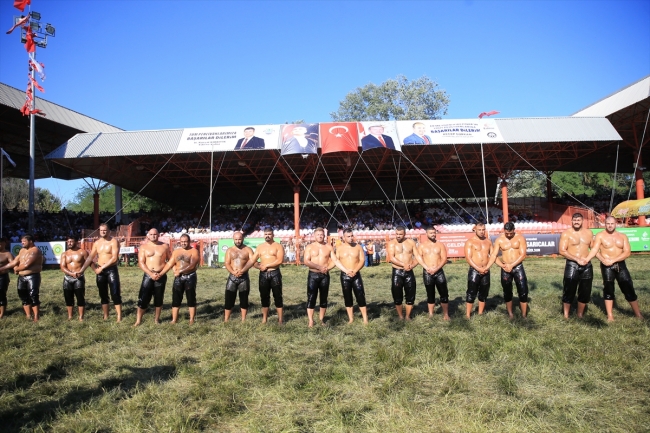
(217, 238, 278, 262)
(591, 227, 650, 252)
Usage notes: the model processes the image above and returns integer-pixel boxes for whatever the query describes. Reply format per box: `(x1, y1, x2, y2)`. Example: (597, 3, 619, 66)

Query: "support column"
(93, 192, 100, 229)
(501, 179, 509, 223)
(635, 153, 646, 226)
(293, 186, 300, 264)
(546, 174, 553, 222)
(115, 186, 123, 224)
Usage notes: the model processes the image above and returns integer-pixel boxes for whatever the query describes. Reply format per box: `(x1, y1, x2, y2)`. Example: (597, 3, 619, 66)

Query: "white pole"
(481, 142, 489, 230)
(28, 57, 36, 233)
(208, 145, 213, 266)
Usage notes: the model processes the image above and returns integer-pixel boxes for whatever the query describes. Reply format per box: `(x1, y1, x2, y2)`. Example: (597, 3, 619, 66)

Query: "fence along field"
(0, 256, 648, 432)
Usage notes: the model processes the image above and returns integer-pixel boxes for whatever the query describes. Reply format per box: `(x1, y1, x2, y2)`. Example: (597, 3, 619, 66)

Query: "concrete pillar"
(93, 192, 100, 229)
(501, 179, 509, 223)
(293, 186, 300, 264)
(115, 186, 123, 224)
(635, 153, 646, 226)
(546, 175, 554, 222)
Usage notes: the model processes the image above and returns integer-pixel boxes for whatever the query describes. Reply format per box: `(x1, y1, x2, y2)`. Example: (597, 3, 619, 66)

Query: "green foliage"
(1, 258, 649, 432)
(551, 172, 632, 197)
(0, 177, 62, 212)
(66, 184, 167, 213)
(330, 75, 450, 122)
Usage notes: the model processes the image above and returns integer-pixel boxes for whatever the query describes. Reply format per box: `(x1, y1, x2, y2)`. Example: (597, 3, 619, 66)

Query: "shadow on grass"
(0, 356, 77, 393)
(0, 363, 182, 432)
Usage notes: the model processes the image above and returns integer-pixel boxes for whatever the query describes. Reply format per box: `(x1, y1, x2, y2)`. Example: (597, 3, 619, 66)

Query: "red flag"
(30, 76, 44, 93)
(320, 122, 360, 154)
(24, 28, 36, 53)
(478, 110, 500, 119)
(31, 108, 46, 116)
(6, 14, 29, 34)
(14, 0, 31, 12)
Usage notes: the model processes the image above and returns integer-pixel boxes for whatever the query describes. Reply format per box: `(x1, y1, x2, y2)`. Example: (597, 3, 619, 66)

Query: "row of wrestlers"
(0, 215, 643, 325)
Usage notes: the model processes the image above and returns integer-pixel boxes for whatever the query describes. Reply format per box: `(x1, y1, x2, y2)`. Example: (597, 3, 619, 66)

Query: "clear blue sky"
(1, 0, 649, 204)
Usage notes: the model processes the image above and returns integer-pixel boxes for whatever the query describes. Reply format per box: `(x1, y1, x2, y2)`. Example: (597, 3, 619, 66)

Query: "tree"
(1, 177, 62, 212)
(330, 75, 450, 122)
(66, 184, 167, 213)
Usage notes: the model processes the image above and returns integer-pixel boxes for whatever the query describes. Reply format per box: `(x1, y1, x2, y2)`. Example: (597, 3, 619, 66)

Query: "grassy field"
(0, 256, 649, 432)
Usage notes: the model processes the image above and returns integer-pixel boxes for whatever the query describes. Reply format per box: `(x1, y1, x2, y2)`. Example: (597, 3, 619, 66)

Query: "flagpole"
(28, 54, 36, 233)
(481, 142, 489, 231)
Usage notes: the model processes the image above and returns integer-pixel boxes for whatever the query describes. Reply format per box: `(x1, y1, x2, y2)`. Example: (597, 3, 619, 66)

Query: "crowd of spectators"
(0, 199, 572, 242)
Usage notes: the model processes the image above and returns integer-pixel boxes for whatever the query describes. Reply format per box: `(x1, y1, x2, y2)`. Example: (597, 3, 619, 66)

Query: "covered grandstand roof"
(0, 82, 122, 179)
(45, 116, 624, 208)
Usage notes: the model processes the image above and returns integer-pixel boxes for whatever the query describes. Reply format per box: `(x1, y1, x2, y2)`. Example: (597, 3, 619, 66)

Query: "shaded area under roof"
(0, 82, 122, 179)
(45, 117, 627, 208)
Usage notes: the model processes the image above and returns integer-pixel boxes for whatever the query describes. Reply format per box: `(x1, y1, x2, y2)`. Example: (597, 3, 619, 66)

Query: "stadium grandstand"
(1, 75, 649, 263)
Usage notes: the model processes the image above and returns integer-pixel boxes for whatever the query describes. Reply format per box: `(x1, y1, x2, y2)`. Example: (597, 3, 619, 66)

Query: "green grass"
(1, 256, 649, 432)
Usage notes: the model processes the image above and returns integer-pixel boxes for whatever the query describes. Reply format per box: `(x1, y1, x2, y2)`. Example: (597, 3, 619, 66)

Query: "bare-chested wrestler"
(464, 223, 493, 318)
(386, 226, 419, 320)
(559, 213, 595, 319)
(134, 228, 171, 326)
(0, 234, 43, 321)
(414, 226, 450, 320)
(159, 233, 200, 324)
(335, 228, 368, 324)
(79, 224, 122, 322)
(0, 238, 15, 319)
(246, 227, 285, 324)
(224, 231, 255, 322)
(584, 216, 643, 321)
(303, 227, 348, 327)
(486, 222, 529, 319)
(60, 236, 89, 321)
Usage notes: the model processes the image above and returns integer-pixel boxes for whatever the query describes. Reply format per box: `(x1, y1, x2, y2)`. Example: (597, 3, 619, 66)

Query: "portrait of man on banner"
(319, 122, 359, 155)
(281, 123, 319, 155)
(402, 121, 433, 145)
(359, 122, 399, 151)
(234, 127, 265, 150)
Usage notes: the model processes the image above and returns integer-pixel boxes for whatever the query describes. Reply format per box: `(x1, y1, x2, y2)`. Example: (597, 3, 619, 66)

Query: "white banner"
(177, 124, 281, 153)
(397, 119, 504, 145)
(10, 241, 66, 265)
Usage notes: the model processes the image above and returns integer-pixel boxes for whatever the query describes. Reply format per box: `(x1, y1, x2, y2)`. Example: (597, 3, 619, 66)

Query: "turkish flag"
(6, 14, 29, 34)
(14, 0, 31, 12)
(320, 122, 359, 155)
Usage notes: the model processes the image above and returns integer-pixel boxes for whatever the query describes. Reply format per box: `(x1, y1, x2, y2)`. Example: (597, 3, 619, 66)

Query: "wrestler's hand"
(152, 272, 159, 281)
(503, 264, 512, 273)
(346, 270, 355, 278)
(174, 269, 180, 277)
(578, 258, 587, 266)
(93, 266, 102, 275)
(259, 264, 267, 272)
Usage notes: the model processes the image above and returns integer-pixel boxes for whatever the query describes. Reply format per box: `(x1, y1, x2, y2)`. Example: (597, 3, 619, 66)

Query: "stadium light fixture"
(45, 24, 55, 36)
(30, 11, 41, 20)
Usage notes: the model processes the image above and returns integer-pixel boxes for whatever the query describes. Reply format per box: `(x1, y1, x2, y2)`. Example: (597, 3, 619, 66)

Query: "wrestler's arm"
(105, 238, 120, 268)
(615, 235, 632, 263)
(329, 249, 348, 273)
(238, 247, 256, 273)
(245, 249, 261, 272)
(510, 235, 527, 268)
(14, 249, 39, 272)
(224, 248, 236, 275)
(485, 239, 502, 270)
(587, 234, 605, 264)
(0, 253, 20, 272)
(433, 243, 448, 273)
(60, 252, 73, 277)
(80, 243, 99, 273)
(558, 231, 574, 261)
(138, 246, 155, 278)
(270, 243, 285, 268)
(353, 246, 365, 274)
(413, 244, 428, 271)
(302, 245, 321, 272)
(407, 240, 419, 271)
(387, 241, 405, 268)
(158, 252, 178, 276)
(464, 241, 478, 270)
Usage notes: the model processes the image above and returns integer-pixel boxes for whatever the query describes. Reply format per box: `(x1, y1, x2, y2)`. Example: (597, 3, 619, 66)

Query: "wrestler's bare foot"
(154, 319, 161, 325)
(133, 321, 141, 327)
(443, 315, 450, 321)
(308, 320, 314, 328)
(189, 318, 195, 325)
(405, 316, 411, 321)
(33, 315, 39, 322)
(68, 316, 73, 321)
(348, 318, 354, 324)
(261, 318, 267, 324)
(170, 320, 177, 324)
(508, 313, 515, 320)
(78, 316, 84, 322)
(607, 316, 615, 322)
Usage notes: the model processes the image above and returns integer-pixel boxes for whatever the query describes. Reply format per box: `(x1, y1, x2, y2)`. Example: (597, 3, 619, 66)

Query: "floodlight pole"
(1, 149, 4, 238)
(28, 60, 36, 233)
